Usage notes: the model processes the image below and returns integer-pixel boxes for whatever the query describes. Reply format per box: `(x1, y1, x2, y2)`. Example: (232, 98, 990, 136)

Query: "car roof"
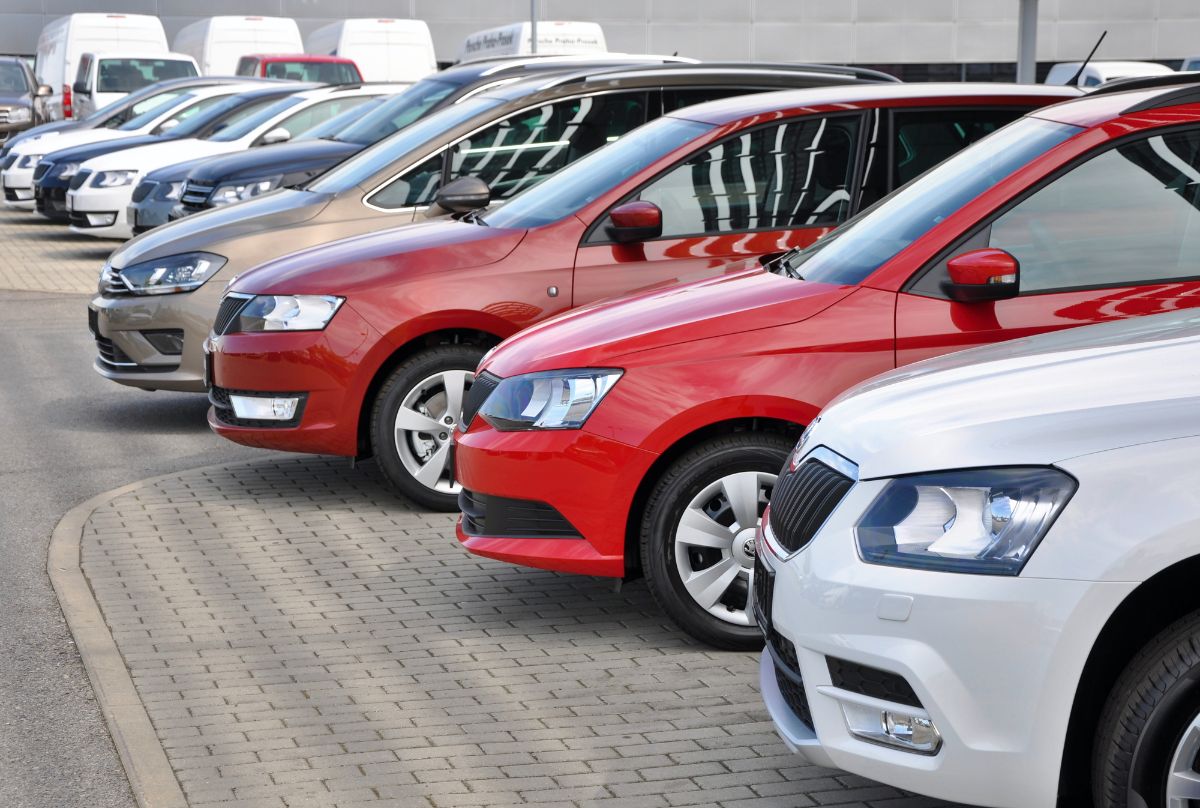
(658, 82, 1080, 125)
(1035, 78, 1200, 128)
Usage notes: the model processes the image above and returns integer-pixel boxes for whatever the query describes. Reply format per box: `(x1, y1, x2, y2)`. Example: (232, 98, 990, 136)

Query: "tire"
(639, 432, 793, 650)
(1093, 610, 1200, 808)
(369, 344, 485, 511)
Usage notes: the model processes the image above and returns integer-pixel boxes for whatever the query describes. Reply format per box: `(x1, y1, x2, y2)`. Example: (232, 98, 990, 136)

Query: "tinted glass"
(296, 97, 383, 141)
(784, 117, 1081, 286)
(151, 94, 231, 134)
(367, 154, 443, 209)
(169, 95, 280, 139)
(335, 79, 458, 145)
(207, 96, 304, 142)
(638, 114, 861, 238)
(263, 61, 360, 83)
(991, 129, 1200, 292)
(892, 108, 1023, 186)
(116, 92, 186, 131)
(97, 59, 196, 93)
(307, 96, 502, 193)
(235, 58, 256, 77)
(0, 62, 29, 94)
(482, 117, 713, 230)
(266, 96, 373, 143)
(662, 86, 768, 112)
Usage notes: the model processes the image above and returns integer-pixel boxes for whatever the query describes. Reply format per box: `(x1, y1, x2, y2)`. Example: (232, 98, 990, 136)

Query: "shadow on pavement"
(46, 390, 213, 434)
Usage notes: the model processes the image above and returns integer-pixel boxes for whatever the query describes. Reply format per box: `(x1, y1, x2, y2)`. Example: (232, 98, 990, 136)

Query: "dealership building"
(3, 0, 1199, 80)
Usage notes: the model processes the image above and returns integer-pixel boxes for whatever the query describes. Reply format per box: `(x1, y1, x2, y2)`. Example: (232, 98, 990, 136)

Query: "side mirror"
(941, 248, 1020, 303)
(435, 175, 491, 213)
(260, 127, 291, 145)
(605, 200, 662, 244)
(158, 118, 179, 131)
(72, 80, 88, 95)
(36, 84, 52, 98)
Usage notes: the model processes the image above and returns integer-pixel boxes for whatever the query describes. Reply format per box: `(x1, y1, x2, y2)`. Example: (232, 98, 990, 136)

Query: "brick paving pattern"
(0, 208, 112, 294)
(81, 456, 959, 808)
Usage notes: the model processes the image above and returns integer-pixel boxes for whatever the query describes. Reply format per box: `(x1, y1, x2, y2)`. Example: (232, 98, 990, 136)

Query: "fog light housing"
(229, 395, 300, 421)
(141, 329, 184, 355)
(85, 212, 117, 227)
(835, 697, 942, 755)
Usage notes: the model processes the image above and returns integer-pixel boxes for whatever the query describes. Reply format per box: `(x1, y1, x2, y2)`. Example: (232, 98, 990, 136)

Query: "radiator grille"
(768, 459, 853, 554)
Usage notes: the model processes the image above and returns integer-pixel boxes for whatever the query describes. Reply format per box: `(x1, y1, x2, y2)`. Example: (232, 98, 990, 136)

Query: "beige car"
(87, 61, 895, 392)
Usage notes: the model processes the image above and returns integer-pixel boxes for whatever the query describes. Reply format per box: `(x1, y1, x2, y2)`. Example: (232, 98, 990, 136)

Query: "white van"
(172, 16, 303, 76)
(34, 13, 169, 120)
(306, 19, 436, 82)
(458, 21, 607, 63)
(71, 52, 199, 119)
(1045, 60, 1173, 88)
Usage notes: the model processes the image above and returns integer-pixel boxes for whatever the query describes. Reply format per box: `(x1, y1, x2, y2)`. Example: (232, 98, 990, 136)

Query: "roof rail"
(1089, 71, 1200, 98)
(529, 61, 899, 90)
(1121, 82, 1200, 114)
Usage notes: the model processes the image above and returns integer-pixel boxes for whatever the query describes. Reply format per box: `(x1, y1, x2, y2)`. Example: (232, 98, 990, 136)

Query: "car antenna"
(1067, 30, 1107, 86)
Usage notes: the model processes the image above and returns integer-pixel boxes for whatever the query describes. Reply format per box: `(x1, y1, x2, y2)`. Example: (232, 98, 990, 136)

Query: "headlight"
(8, 108, 30, 124)
(479, 369, 622, 431)
(114, 252, 227, 295)
(18, 154, 42, 168)
(162, 181, 183, 201)
(210, 176, 282, 206)
(855, 467, 1076, 575)
(228, 295, 344, 332)
(54, 162, 80, 179)
(93, 170, 137, 188)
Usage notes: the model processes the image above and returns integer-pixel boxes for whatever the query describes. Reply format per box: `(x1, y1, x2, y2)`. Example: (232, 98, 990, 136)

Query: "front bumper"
(128, 195, 179, 235)
(453, 425, 659, 578)
(759, 479, 1135, 808)
(2, 166, 34, 208)
(67, 183, 136, 239)
(34, 183, 68, 221)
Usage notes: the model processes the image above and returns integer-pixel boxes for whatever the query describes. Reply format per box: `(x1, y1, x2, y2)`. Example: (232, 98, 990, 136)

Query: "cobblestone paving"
(80, 456, 957, 808)
(0, 207, 112, 294)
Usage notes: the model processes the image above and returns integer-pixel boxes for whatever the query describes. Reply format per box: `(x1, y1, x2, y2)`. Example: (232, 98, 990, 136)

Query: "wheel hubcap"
(1166, 712, 1200, 806)
(392, 369, 472, 496)
(673, 470, 776, 627)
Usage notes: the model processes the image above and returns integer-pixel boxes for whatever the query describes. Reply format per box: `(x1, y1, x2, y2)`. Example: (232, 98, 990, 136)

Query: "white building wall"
(3, 0, 1199, 67)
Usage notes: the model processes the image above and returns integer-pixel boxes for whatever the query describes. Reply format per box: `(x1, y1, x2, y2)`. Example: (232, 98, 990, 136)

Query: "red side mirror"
(605, 200, 662, 244)
(942, 248, 1020, 303)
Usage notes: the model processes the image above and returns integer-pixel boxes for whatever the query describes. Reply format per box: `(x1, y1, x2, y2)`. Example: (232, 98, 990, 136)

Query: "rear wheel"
(1094, 610, 1200, 808)
(640, 432, 792, 650)
(369, 344, 484, 511)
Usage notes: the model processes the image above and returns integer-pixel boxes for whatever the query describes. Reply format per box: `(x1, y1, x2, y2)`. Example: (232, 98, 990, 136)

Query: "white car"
(757, 309, 1200, 808)
(66, 84, 398, 238)
(1, 83, 251, 210)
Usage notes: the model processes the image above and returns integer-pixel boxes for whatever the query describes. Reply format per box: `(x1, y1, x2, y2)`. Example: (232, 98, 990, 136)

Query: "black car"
(167, 54, 708, 219)
(33, 83, 315, 221)
(0, 57, 49, 144)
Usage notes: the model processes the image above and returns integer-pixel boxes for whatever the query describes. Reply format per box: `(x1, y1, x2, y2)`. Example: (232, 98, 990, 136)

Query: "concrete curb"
(47, 463, 254, 808)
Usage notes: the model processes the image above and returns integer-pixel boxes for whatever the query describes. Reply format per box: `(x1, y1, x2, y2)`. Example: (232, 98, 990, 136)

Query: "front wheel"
(640, 432, 793, 650)
(369, 344, 485, 511)
(1094, 610, 1200, 808)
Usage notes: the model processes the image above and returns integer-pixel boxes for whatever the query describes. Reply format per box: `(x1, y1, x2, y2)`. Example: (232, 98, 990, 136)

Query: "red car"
(455, 75, 1200, 648)
(235, 54, 362, 83)
(207, 83, 1073, 510)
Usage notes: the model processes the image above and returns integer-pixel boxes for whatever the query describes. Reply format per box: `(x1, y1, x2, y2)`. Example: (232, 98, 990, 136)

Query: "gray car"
(0, 57, 49, 143)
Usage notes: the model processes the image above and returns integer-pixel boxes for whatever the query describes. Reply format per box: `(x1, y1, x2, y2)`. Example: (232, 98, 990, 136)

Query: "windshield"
(0, 62, 29, 95)
(262, 61, 359, 83)
(297, 97, 384, 141)
(335, 79, 458, 145)
(308, 96, 503, 193)
(206, 95, 304, 142)
(482, 117, 714, 230)
(97, 58, 196, 93)
(782, 117, 1082, 286)
(116, 92, 188, 131)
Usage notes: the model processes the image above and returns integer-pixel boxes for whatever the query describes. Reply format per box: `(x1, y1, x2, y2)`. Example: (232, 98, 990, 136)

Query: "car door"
(895, 125, 1200, 364)
(571, 111, 867, 307)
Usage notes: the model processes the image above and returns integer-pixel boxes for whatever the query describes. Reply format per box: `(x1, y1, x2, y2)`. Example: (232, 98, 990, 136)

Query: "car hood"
(110, 188, 332, 268)
(231, 219, 526, 296)
(42, 134, 162, 165)
(484, 267, 856, 377)
(0, 94, 29, 107)
(186, 139, 360, 184)
(81, 139, 232, 173)
(20, 128, 125, 154)
(809, 310, 1200, 480)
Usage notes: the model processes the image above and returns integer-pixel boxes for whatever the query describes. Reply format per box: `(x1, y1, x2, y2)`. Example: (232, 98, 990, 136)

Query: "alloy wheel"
(1166, 712, 1200, 806)
(392, 369, 472, 496)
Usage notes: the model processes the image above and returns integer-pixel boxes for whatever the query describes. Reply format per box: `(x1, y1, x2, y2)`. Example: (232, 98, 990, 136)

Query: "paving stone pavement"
(80, 455, 960, 808)
(0, 207, 113, 294)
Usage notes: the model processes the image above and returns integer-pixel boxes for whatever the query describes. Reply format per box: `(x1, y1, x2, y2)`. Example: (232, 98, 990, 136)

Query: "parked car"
(758, 308, 1200, 808)
(172, 16, 302, 76)
(305, 19, 436, 82)
(94, 62, 900, 410)
(452, 75, 1200, 649)
(197, 82, 1068, 513)
(0, 57, 50, 145)
(66, 83, 391, 238)
(235, 54, 362, 83)
(35, 13, 170, 120)
(4, 83, 258, 210)
(1045, 60, 1173, 87)
(70, 52, 199, 119)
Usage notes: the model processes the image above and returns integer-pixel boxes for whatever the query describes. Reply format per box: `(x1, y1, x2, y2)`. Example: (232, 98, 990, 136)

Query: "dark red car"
(455, 76, 1200, 648)
(207, 83, 1074, 510)
(235, 54, 362, 83)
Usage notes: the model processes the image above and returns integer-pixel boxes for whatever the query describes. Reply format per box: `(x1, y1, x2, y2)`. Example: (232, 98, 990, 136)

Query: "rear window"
(262, 61, 361, 84)
(97, 59, 197, 93)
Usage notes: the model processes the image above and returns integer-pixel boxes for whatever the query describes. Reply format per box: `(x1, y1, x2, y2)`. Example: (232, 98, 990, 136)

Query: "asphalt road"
(0, 288, 260, 808)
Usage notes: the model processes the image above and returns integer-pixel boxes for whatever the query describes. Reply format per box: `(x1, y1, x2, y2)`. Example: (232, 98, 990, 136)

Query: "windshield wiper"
(460, 209, 489, 227)
(765, 249, 803, 280)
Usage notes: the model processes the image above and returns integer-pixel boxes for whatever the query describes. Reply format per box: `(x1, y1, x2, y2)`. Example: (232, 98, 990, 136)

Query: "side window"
(150, 95, 221, 134)
(265, 97, 371, 144)
(446, 92, 650, 201)
(74, 55, 91, 88)
(235, 58, 257, 77)
(913, 128, 1200, 296)
(662, 87, 769, 113)
(367, 153, 444, 210)
(633, 114, 862, 239)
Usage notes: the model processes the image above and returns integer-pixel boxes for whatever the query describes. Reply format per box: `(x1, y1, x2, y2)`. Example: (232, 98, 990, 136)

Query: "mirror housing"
(260, 127, 291, 145)
(72, 80, 88, 95)
(605, 200, 662, 244)
(36, 84, 52, 98)
(158, 118, 179, 131)
(435, 176, 491, 213)
(941, 248, 1020, 303)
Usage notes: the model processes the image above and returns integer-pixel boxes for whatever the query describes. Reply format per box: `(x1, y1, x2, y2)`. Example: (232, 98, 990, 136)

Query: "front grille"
(460, 371, 500, 427)
(753, 554, 774, 630)
(768, 631, 813, 729)
(458, 489, 582, 538)
(32, 162, 51, 182)
(69, 169, 92, 191)
(180, 180, 214, 210)
(769, 459, 854, 554)
(0, 109, 9, 124)
(827, 657, 923, 709)
(213, 294, 252, 336)
(3, 188, 18, 201)
(131, 180, 155, 203)
(209, 385, 306, 428)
